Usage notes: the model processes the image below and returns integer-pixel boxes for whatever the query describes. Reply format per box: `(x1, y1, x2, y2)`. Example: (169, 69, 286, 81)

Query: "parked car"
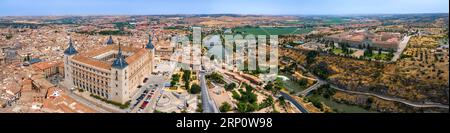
(140, 101, 149, 109)
(137, 94, 145, 100)
(143, 89, 149, 94)
(143, 78, 149, 83)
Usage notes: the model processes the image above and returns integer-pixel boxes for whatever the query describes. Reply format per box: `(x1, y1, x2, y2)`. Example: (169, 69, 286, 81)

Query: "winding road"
(328, 84, 449, 109)
(280, 91, 309, 113)
(282, 47, 449, 110)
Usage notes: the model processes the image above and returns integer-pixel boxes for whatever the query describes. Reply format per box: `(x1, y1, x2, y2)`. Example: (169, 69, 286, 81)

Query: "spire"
(111, 42, 128, 69)
(106, 35, 114, 45)
(64, 37, 78, 55)
(145, 34, 155, 49)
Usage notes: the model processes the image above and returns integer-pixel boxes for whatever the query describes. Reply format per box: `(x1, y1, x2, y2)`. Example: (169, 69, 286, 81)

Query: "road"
(391, 35, 411, 62)
(62, 87, 110, 113)
(293, 65, 325, 97)
(199, 70, 220, 113)
(284, 47, 450, 109)
(129, 75, 166, 113)
(296, 80, 326, 96)
(328, 84, 449, 109)
(209, 62, 309, 112)
(279, 91, 308, 113)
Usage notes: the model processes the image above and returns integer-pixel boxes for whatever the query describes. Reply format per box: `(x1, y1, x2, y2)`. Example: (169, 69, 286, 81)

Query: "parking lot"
(128, 74, 167, 113)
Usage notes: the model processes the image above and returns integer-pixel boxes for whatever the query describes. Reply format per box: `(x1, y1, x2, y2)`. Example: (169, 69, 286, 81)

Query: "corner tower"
(145, 34, 155, 73)
(110, 43, 129, 103)
(106, 35, 114, 45)
(63, 37, 78, 89)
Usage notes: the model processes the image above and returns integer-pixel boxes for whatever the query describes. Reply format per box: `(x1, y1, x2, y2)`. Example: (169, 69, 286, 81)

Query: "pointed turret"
(111, 42, 128, 69)
(106, 35, 114, 45)
(145, 34, 155, 49)
(64, 38, 78, 55)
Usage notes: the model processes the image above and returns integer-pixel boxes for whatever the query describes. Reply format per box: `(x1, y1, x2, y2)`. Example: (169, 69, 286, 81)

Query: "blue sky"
(0, 0, 448, 16)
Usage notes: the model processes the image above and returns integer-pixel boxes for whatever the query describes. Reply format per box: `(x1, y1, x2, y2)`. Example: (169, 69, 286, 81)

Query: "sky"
(0, 0, 448, 16)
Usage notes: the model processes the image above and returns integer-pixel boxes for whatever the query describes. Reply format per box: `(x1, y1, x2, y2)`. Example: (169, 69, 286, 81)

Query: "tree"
(172, 74, 180, 82)
(364, 45, 373, 57)
(232, 90, 241, 100)
(314, 84, 335, 99)
(171, 74, 180, 86)
(297, 79, 308, 87)
(184, 81, 190, 90)
(259, 96, 274, 109)
(330, 41, 335, 49)
(5, 34, 13, 40)
(210, 55, 215, 61)
(189, 83, 201, 94)
(196, 102, 203, 112)
(224, 83, 237, 91)
(205, 72, 226, 84)
(237, 102, 248, 113)
(182, 70, 191, 82)
(264, 81, 274, 91)
(220, 102, 232, 112)
(278, 96, 286, 106)
(309, 96, 323, 110)
(306, 51, 318, 65)
(387, 48, 395, 59)
(170, 80, 177, 87)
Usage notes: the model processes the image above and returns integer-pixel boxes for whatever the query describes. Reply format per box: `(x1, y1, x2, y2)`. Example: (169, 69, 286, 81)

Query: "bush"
(233, 85, 260, 113)
(224, 83, 237, 91)
(297, 79, 308, 87)
(259, 96, 274, 109)
(219, 102, 232, 112)
(312, 84, 335, 99)
(205, 72, 226, 84)
(196, 102, 203, 112)
(232, 90, 241, 100)
(90, 94, 130, 109)
(182, 70, 191, 82)
(189, 83, 201, 94)
(308, 96, 323, 110)
(170, 80, 177, 87)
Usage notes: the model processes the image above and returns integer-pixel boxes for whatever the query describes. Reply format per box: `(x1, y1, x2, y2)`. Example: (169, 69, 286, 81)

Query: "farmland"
(233, 26, 312, 35)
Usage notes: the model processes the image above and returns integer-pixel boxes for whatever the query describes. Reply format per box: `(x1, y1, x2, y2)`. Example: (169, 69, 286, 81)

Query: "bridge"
(199, 69, 220, 113)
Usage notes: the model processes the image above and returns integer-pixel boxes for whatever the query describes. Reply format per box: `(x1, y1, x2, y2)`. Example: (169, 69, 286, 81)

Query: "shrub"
(224, 83, 237, 91)
(90, 94, 130, 109)
(189, 83, 201, 94)
(219, 102, 232, 112)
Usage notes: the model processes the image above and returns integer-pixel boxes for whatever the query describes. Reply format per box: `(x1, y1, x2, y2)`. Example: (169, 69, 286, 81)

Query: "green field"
(284, 18, 349, 25)
(331, 48, 354, 55)
(323, 18, 348, 25)
(366, 53, 393, 61)
(233, 27, 312, 35)
(278, 73, 308, 93)
(332, 48, 344, 54)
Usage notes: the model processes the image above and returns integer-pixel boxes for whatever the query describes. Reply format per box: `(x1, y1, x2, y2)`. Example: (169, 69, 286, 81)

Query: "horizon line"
(1, 12, 449, 17)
